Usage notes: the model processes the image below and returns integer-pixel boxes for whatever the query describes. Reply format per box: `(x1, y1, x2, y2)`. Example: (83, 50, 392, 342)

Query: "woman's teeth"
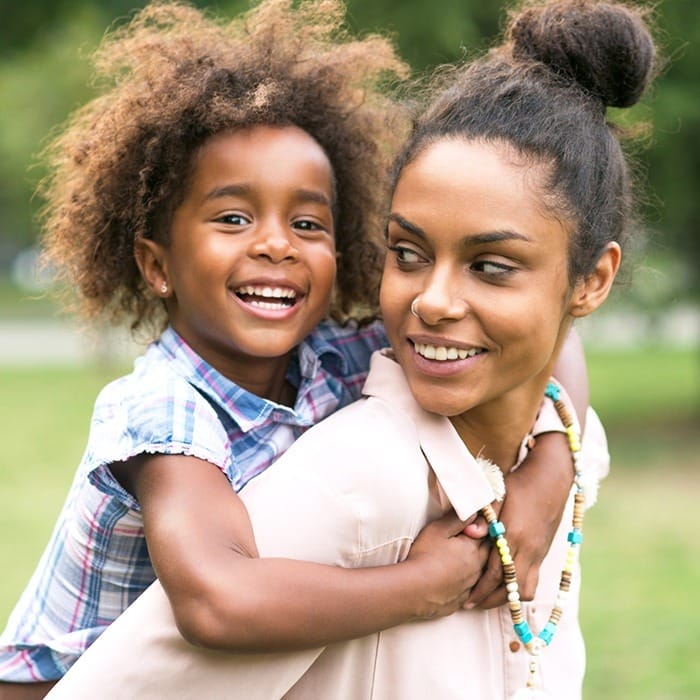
(413, 342, 483, 361)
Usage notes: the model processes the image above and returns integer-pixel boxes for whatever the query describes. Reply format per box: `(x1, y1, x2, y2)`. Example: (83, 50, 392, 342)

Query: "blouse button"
(509, 640, 520, 653)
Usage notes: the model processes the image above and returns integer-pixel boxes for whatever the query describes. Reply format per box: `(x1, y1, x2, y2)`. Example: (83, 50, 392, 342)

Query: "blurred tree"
(0, 0, 697, 294)
(641, 0, 700, 294)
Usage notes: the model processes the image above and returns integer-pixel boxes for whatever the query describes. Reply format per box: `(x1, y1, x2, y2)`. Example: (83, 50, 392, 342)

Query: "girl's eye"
(387, 244, 426, 265)
(471, 259, 516, 277)
(293, 219, 323, 232)
(292, 218, 332, 240)
(215, 213, 250, 226)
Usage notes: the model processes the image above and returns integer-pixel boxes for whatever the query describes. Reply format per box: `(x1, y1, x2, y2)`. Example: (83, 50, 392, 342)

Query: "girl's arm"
(0, 681, 57, 700)
(466, 328, 589, 608)
(112, 455, 485, 652)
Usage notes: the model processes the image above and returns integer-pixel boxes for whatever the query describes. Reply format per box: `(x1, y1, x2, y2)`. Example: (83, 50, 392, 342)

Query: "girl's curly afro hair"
(39, 0, 409, 334)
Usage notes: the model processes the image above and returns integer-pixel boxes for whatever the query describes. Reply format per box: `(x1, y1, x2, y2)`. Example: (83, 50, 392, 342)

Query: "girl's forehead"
(190, 126, 334, 188)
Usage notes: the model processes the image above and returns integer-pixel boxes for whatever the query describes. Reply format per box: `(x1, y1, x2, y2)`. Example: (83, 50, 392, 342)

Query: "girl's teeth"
(235, 285, 297, 309)
(249, 300, 289, 310)
(237, 285, 296, 299)
(414, 343, 482, 361)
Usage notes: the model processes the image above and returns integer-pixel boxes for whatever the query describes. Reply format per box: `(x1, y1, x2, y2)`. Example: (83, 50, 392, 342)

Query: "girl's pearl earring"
(160, 282, 168, 294)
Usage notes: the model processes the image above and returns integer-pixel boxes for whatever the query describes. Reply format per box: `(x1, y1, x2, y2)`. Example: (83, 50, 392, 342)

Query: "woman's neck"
(449, 375, 550, 473)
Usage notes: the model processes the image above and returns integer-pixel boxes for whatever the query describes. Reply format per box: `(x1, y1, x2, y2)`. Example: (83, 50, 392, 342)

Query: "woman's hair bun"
(508, 0, 655, 108)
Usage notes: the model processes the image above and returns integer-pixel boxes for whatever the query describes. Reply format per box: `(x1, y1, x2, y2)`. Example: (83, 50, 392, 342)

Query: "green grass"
(588, 347, 699, 427)
(581, 457, 700, 699)
(0, 347, 698, 698)
(0, 365, 126, 602)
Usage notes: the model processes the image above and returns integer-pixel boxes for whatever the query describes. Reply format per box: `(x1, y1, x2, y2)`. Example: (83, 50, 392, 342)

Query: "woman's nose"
(415, 272, 469, 325)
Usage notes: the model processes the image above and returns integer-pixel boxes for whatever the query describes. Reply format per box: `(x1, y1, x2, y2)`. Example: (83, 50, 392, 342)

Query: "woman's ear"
(134, 238, 171, 298)
(570, 242, 621, 318)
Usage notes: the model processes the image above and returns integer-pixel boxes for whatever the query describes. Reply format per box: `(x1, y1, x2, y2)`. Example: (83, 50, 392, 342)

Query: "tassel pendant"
(510, 660, 551, 699)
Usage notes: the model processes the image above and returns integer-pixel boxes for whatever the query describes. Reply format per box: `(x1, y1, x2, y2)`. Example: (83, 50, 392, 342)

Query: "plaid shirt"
(0, 321, 387, 682)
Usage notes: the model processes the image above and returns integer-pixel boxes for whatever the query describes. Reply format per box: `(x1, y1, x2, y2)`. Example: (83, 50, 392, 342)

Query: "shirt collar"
(362, 350, 497, 520)
(292, 322, 348, 382)
(155, 327, 345, 432)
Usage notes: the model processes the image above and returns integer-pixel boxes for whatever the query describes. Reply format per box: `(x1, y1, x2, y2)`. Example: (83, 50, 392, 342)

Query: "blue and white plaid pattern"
(0, 321, 387, 682)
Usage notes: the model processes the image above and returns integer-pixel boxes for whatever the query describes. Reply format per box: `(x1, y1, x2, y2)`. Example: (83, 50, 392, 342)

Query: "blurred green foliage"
(0, 0, 698, 294)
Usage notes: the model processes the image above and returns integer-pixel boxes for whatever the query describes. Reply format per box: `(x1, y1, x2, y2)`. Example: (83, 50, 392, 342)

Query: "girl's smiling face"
(380, 138, 577, 421)
(137, 125, 337, 396)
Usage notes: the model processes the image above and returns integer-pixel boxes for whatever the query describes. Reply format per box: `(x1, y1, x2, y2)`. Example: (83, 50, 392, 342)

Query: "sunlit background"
(1, 1, 698, 698)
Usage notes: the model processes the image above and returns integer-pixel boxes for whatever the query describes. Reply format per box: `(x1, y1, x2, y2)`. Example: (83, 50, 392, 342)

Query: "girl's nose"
(248, 223, 299, 263)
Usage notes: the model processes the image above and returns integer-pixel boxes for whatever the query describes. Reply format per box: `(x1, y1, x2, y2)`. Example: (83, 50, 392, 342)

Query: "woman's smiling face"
(380, 137, 577, 419)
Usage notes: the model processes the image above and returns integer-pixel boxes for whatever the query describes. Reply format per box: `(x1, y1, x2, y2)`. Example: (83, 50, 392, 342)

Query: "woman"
(46, 0, 655, 697)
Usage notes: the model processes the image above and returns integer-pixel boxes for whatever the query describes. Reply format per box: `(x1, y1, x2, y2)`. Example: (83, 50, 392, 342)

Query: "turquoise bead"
(567, 530, 583, 544)
(488, 520, 506, 538)
(514, 621, 533, 643)
(544, 382, 561, 401)
(538, 622, 557, 645)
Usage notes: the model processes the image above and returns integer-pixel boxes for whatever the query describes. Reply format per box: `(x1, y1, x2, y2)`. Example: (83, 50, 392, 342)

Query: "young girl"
(0, 0, 591, 697)
(43, 0, 654, 698)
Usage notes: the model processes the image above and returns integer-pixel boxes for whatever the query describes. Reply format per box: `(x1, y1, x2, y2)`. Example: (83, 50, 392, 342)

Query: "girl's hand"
(405, 511, 490, 619)
(465, 431, 573, 609)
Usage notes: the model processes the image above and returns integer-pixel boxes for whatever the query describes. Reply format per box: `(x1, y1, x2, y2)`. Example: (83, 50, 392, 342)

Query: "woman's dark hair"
(40, 0, 409, 333)
(393, 0, 657, 281)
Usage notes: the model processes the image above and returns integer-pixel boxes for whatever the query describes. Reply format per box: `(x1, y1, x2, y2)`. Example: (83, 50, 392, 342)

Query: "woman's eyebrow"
(388, 212, 426, 239)
(466, 230, 531, 245)
(389, 212, 531, 246)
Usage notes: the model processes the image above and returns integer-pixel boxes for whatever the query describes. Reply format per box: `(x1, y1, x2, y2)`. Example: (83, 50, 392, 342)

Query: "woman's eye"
(387, 244, 425, 265)
(472, 259, 516, 277)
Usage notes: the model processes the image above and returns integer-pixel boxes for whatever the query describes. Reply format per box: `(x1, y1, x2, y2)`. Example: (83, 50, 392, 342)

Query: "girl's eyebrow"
(388, 212, 531, 245)
(204, 184, 331, 207)
(204, 184, 252, 201)
(295, 188, 332, 207)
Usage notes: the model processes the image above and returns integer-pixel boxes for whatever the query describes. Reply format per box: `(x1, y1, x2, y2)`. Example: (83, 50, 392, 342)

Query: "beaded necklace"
(481, 381, 584, 700)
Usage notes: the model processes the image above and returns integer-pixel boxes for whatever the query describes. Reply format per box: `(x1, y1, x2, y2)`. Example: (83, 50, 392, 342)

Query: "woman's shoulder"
(263, 392, 427, 505)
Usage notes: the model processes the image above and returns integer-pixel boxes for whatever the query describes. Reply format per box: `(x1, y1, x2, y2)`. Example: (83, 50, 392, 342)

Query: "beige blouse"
(48, 351, 609, 700)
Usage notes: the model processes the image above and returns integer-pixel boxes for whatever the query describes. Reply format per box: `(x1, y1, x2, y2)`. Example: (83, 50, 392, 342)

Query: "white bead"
(506, 581, 519, 593)
(526, 638, 545, 656)
(508, 591, 520, 603)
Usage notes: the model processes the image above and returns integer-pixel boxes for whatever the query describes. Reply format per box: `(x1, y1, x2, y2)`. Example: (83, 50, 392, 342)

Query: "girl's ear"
(570, 242, 621, 318)
(134, 238, 171, 298)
